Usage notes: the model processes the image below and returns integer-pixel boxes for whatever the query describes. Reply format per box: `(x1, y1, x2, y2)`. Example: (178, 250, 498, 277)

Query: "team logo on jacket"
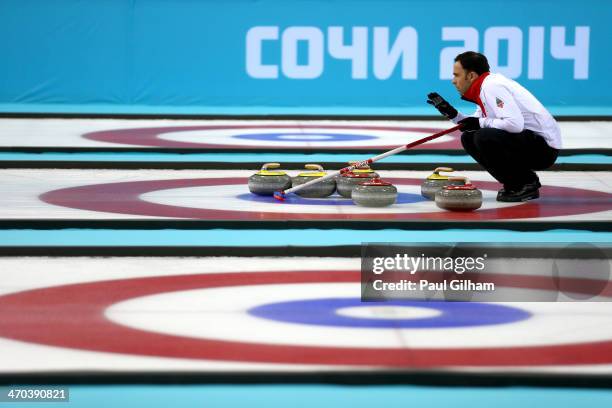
(496, 97, 504, 108)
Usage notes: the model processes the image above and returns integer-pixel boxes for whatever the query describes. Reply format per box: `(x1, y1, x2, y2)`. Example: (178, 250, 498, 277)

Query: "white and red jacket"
(452, 72, 562, 149)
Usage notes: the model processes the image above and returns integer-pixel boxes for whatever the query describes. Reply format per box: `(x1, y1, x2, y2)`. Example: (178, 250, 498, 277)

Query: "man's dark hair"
(454, 51, 490, 75)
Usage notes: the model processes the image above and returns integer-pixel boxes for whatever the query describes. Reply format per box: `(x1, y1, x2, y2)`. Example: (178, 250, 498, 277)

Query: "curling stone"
(336, 172, 375, 198)
(291, 164, 336, 198)
(337, 162, 379, 198)
(421, 167, 464, 200)
(435, 177, 482, 211)
(352, 178, 398, 207)
(248, 163, 292, 196)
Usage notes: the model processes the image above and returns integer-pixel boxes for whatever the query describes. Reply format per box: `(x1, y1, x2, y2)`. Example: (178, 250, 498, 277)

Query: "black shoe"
(496, 186, 508, 200)
(497, 181, 541, 202)
(496, 182, 538, 200)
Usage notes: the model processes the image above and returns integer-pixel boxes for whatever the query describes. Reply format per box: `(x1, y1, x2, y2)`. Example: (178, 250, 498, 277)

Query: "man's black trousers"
(461, 128, 559, 190)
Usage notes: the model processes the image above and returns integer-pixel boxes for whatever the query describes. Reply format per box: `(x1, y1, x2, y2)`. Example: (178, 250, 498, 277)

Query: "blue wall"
(0, 0, 609, 115)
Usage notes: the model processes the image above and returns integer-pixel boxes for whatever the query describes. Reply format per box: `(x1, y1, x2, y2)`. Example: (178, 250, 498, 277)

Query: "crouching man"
(428, 51, 561, 202)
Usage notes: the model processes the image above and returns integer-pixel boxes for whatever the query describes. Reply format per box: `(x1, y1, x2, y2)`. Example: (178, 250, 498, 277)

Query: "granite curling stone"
(336, 172, 374, 198)
(351, 178, 398, 207)
(291, 164, 336, 198)
(336, 163, 379, 198)
(421, 167, 463, 200)
(434, 177, 482, 211)
(248, 162, 292, 196)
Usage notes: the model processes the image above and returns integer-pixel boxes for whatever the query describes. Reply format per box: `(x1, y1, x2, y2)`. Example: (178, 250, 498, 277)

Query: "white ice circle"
(336, 305, 442, 320)
(278, 134, 334, 140)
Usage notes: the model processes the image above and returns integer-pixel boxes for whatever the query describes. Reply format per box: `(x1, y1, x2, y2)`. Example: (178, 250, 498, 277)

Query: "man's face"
(452, 61, 476, 95)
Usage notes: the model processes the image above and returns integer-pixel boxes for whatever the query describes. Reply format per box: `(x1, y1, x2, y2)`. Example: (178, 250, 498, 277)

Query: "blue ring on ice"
(233, 132, 376, 142)
(248, 298, 531, 328)
(238, 192, 426, 205)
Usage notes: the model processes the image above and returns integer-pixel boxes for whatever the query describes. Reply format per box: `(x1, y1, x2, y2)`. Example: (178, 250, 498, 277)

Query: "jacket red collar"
(461, 71, 490, 116)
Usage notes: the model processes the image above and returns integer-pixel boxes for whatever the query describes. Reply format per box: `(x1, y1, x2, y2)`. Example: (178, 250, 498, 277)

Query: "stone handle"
(449, 176, 470, 184)
(262, 163, 281, 170)
(434, 167, 454, 174)
(305, 164, 324, 171)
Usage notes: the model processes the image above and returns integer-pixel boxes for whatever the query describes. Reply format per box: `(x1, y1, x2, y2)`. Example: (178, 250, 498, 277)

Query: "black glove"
(427, 92, 458, 119)
(458, 117, 481, 131)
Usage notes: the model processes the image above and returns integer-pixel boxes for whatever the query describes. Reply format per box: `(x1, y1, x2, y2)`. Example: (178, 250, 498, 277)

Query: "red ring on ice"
(39, 177, 612, 220)
(82, 125, 462, 149)
(0, 271, 611, 366)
